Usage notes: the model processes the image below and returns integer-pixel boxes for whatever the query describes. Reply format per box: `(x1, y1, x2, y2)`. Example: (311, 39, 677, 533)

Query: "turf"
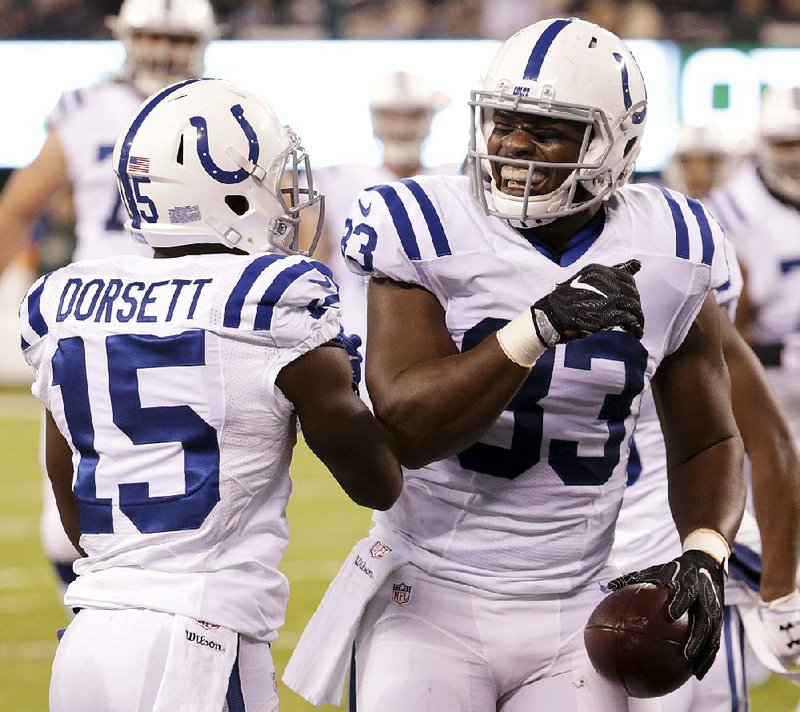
(0, 388, 798, 711)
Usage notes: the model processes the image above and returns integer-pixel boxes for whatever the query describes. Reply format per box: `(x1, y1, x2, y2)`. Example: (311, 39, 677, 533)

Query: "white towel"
(152, 615, 239, 712)
(283, 534, 410, 706)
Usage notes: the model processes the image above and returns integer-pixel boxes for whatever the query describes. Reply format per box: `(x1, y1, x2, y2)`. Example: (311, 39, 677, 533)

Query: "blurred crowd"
(5, 0, 800, 42)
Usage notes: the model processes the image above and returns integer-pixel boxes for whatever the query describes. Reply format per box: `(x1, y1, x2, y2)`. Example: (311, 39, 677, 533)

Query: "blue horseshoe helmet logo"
(190, 104, 260, 184)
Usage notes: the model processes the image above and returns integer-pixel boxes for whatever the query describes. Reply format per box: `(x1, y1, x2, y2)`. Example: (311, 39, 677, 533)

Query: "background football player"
(706, 85, 800, 440)
(0, 0, 216, 610)
(285, 18, 745, 711)
(661, 124, 741, 200)
(308, 70, 455, 385)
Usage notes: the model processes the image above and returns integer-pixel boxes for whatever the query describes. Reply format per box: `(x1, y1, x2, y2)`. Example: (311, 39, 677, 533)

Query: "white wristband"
(682, 528, 731, 569)
(496, 309, 548, 368)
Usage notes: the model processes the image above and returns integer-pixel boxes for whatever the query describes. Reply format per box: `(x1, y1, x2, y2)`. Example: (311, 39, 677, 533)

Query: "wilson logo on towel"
(185, 630, 225, 652)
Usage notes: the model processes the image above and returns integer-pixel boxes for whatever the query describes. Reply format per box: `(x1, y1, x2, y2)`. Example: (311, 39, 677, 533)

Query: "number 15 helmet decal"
(468, 18, 648, 226)
(113, 78, 324, 256)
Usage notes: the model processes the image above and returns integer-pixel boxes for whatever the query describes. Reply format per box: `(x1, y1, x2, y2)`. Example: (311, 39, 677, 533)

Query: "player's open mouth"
(500, 165, 548, 196)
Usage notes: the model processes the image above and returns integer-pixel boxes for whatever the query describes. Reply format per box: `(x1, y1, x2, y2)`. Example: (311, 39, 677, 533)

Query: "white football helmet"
(468, 18, 647, 226)
(758, 86, 800, 205)
(662, 125, 737, 199)
(108, 0, 217, 97)
(369, 71, 450, 168)
(113, 78, 324, 256)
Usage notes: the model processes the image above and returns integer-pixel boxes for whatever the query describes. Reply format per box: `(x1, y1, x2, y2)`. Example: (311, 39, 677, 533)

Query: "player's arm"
(653, 294, 745, 544)
(366, 261, 643, 468)
(0, 130, 68, 274)
(365, 277, 531, 468)
(732, 261, 758, 345)
(44, 409, 85, 556)
(722, 309, 800, 600)
(610, 294, 745, 679)
(276, 342, 402, 510)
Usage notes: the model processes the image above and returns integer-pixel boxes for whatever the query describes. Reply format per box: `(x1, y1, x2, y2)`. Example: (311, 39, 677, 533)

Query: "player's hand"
(607, 550, 725, 679)
(531, 260, 644, 347)
(759, 590, 800, 667)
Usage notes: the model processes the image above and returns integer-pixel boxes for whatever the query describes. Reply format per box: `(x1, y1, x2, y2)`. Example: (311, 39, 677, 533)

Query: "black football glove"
(608, 550, 726, 679)
(532, 259, 644, 347)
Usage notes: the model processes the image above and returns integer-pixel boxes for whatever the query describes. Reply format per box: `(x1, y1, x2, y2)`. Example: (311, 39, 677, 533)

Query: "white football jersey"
(314, 163, 461, 357)
(19, 252, 341, 641)
(612, 249, 742, 571)
(342, 176, 732, 596)
(705, 160, 800, 346)
(48, 81, 152, 261)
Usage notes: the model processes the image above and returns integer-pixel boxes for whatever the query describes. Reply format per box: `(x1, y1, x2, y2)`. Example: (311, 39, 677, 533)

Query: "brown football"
(584, 582, 692, 698)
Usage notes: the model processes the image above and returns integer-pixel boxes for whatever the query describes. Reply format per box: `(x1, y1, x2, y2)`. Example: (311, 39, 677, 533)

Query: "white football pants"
(50, 608, 278, 712)
(351, 562, 636, 712)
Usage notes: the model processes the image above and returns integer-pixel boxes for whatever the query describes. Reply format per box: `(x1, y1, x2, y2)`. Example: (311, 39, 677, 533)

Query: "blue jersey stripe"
(723, 607, 739, 711)
(117, 78, 207, 229)
(223, 254, 284, 328)
(27, 274, 50, 337)
(729, 542, 762, 592)
(523, 19, 572, 81)
(659, 188, 690, 260)
(400, 179, 451, 257)
(368, 185, 421, 261)
(254, 260, 316, 331)
(20, 336, 30, 351)
(625, 438, 642, 486)
(309, 258, 336, 282)
(226, 639, 246, 711)
(349, 643, 358, 712)
(686, 197, 715, 266)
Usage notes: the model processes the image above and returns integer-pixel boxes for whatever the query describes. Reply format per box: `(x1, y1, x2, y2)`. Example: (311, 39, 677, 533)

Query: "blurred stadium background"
(4, 0, 800, 709)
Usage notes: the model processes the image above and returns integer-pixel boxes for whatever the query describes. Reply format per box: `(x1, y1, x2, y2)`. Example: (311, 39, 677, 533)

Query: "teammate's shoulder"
(361, 173, 468, 202)
(220, 253, 338, 332)
(614, 183, 724, 268)
(47, 79, 137, 127)
(350, 175, 469, 263)
(19, 269, 61, 351)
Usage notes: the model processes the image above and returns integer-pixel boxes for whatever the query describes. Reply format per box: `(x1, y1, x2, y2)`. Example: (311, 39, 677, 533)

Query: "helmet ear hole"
(176, 135, 184, 165)
(225, 195, 249, 216)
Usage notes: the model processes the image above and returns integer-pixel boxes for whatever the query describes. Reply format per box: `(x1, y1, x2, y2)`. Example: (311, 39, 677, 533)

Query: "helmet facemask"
(266, 129, 325, 256)
(468, 89, 640, 228)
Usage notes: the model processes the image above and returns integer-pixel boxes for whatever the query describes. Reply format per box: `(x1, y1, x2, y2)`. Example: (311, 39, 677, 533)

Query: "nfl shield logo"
(370, 541, 393, 558)
(392, 582, 412, 605)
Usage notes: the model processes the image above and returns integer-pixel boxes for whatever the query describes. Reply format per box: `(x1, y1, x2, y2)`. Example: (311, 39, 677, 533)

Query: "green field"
(1, 387, 799, 711)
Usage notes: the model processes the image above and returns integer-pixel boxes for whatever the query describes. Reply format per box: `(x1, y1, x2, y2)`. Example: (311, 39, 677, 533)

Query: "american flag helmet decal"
(128, 156, 150, 173)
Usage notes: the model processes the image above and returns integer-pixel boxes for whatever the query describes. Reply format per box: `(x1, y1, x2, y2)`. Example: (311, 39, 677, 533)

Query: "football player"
(21, 78, 402, 712)
(614, 269, 800, 711)
(705, 85, 800, 437)
(0, 0, 216, 609)
(615, 117, 800, 711)
(661, 125, 740, 200)
(309, 71, 456, 385)
(285, 18, 745, 711)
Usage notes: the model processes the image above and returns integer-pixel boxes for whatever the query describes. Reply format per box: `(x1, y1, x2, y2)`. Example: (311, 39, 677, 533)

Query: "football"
(584, 582, 692, 698)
